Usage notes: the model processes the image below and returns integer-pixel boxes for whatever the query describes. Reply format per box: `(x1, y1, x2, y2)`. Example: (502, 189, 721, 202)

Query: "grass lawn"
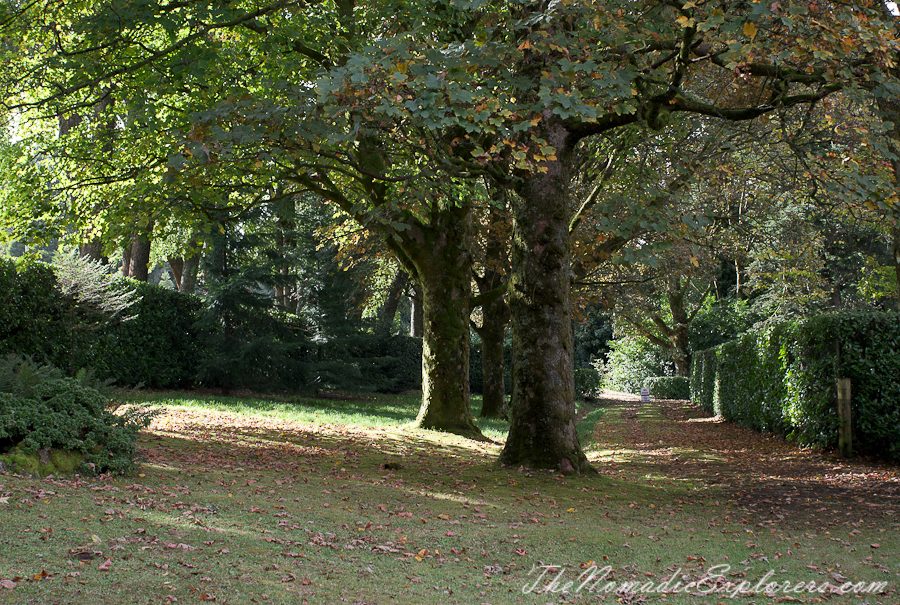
(1, 390, 897, 604)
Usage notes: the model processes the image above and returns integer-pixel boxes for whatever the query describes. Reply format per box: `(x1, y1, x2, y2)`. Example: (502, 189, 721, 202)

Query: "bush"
(691, 311, 900, 461)
(309, 334, 423, 394)
(93, 281, 203, 388)
(602, 335, 674, 395)
(575, 366, 602, 400)
(0, 355, 151, 474)
(642, 376, 691, 400)
(0, 257, 70, 368)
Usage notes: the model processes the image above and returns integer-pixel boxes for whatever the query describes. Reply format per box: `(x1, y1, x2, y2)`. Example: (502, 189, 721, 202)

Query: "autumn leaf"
(743, 21, 758, 40)
(98, 558, 112, 571)
(0, 579, 16, 589)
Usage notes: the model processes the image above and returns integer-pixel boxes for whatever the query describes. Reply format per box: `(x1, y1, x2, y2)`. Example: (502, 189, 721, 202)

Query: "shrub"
(643, 376, 691, 400)
(0, 257, 70, 368)
(690, 347, 718, 415)
(93, 281, 203, 388)
(0, 355, 151, 474)
(575, 366, 602, 400)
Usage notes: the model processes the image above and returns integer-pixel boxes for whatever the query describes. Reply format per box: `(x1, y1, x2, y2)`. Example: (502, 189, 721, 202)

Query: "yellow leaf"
(676, 15, 695, 28)
(517, 40, 532, 50)
(743, 21, 757, 40)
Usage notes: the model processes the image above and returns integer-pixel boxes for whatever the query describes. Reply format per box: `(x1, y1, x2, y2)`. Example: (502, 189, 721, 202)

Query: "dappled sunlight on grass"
(2, 390, 898, 604)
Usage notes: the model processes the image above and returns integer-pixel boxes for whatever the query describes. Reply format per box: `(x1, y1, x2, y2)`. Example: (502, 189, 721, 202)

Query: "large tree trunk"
(667, 276, 692, 377)
(122, 244, 132, 278)
(376, 269, 409, 337)
(499, 120, 592, 474)
(181, 251, 201, 295)
(476, 293, 509, 418)
(128, 220, 154, 282)
(406, 205, 483, 438)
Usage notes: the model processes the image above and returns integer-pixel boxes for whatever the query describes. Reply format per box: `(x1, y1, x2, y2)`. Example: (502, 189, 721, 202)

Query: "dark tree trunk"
(181, 251, 200, 294)
(79, 240, 105, 263)
(377, 269, 409, 336)
(409, 282, 424, 337)
(128, 220, 154, 282)
(667, 276, 692, 377)
(122, 244, 132, 278)
(499, 120, 592, 474)
(476, 294, 509, 419)
(406, 205, 483, 438)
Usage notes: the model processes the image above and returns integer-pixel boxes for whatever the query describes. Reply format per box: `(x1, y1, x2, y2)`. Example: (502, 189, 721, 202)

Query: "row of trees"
(2, 0, 900, 473)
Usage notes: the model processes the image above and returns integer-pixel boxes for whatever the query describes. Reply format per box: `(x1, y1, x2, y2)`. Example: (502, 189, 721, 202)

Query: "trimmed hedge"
(0, 259, 205, 388)
(0, 258, 71, 368)
(642, 376, 691, 400)
(691, 311, 900, 461)
(95, 281, 203, 387)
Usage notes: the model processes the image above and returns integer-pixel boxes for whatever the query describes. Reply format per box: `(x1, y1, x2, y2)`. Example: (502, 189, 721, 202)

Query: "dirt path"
(588, 391, 900, 529)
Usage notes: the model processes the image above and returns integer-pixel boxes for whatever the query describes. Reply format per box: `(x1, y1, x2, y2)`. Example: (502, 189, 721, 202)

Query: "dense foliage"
(0, 257, 71, 367)
(601, 335, 675, 395)
(0, 355, 151, 474)
(692, 312, 900, 461)
(643, 376, 691, 401)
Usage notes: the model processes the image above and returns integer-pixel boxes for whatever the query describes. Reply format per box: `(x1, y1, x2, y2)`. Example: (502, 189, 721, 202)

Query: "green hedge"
(0, 259, 203, 388)
(95, 281, 203, 388)
(0, 258, 71, 368)
(642, 376, 691, 400)
(690, 347, 718, 415)
(691, 311, 900, 461)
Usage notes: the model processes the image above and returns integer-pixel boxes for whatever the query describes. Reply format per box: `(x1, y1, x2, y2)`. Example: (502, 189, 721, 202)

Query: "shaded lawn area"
(0, 390, 898, 604)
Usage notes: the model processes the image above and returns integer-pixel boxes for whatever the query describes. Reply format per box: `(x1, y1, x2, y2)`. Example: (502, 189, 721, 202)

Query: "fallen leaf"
(98, 558, 112, 571)
(0, 579, 16, 589)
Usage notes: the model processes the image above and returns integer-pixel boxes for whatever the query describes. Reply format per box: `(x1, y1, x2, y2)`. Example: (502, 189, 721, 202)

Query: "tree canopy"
(3, 0, 900, 473)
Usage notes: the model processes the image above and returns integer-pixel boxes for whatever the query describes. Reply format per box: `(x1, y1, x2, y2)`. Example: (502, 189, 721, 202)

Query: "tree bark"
(128, 220, 154, 282)
(121, 244, 132, 278)
(406, 205, 484, 438)
(499, 119, 593, 474)
(376, 269, 409, 337)
(409, 282, 424, 337)
(475, 294, 509, 418)
(667, 276, 692, 377)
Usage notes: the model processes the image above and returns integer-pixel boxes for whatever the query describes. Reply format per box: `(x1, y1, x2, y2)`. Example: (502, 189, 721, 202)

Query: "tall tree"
(3, 0, 897, 471)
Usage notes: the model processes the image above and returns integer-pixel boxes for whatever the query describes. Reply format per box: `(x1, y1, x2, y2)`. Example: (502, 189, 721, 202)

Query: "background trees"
(2, 0, 900, 472)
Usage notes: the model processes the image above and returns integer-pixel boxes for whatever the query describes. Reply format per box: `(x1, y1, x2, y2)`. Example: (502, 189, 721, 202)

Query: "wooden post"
(837, 378, 852, 459)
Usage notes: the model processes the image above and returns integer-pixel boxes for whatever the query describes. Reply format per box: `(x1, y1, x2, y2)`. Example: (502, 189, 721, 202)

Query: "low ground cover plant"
(0, 355, 151, 475)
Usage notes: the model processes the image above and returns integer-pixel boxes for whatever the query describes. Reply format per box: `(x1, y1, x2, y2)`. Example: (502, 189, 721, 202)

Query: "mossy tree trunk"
(499, 120, 592, 474)
(405, 205, 483, 438)
(476, 294, 508, 419)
